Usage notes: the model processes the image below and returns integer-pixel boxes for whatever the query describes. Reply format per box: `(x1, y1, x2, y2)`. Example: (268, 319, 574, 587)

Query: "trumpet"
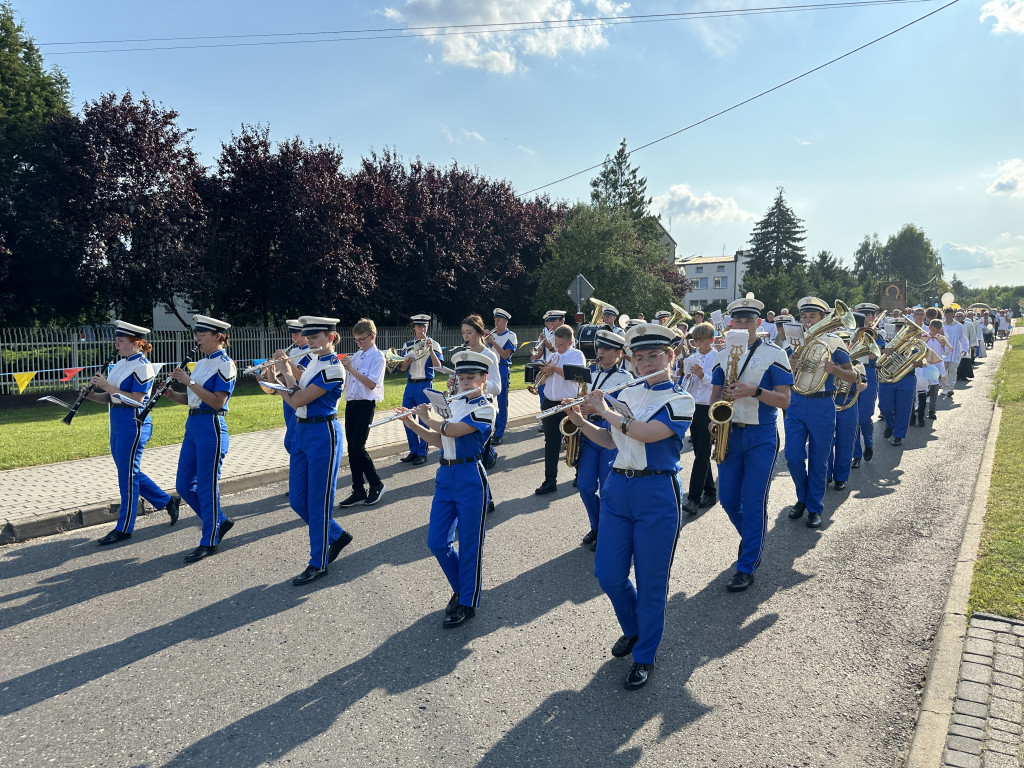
(533, 371, 665, 419)
(243, 346, 323, 375)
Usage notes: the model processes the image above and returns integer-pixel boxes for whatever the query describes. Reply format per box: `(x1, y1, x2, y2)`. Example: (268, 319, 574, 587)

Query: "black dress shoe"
(916, 418, 926, 427)
(681, 499, 698, 515)
(491, 436, 503, 446)
(833, 481, 846, 491)
(851, 457, 861, 468)
(863, 446, 873, 462)
(411, 455, 427, 466)
(928, 411, 937, 420)
(165, 495, 181, 526)
(698, 493, 718, 509)
(292, 565, 328, 586)
(483, 455, 497, 470)
(908, 415, 916, 427)
(590, 538, 597, 552)
(611, 634, 639, 657)
(788, 501, 806, 519)
(624, 662, 653, 690)
(98, 529, 132, 545)
(337, 490, 367, 508)
(487, 500, 496, 515)
(364, 484, 387, 505)
(184, 545, 217, 563)
(328, 530, 353, 564)
(443, 604, 475, 628)
(806, 513, 822, 528)
(581, 529, 598, 547)
(892, 437, 903, 446)
(400, 452, 416, 463)
(535, 481, 557, 495)
(883, 426, 894, 439)
(445, 592, 460, 617)
(726, 571, 754, 592)
(217, 518, 234, 543)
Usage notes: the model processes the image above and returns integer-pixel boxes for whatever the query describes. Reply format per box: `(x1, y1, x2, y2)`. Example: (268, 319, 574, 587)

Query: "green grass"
(969, 333, 1024, 619)
(0, 363, 531, 470)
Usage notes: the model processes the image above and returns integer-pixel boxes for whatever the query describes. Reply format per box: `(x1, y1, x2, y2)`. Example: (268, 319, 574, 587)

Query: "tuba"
(791, 300, 856, 395)
(834, 332, 879, 412)
(876, 319, 929, 383)
(709, 334, 745, 464)
(588, 297, 612, 325)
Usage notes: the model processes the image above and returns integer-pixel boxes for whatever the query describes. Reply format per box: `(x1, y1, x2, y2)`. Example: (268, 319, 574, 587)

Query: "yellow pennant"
(13, 372, 38, 393)
(187, 362, 197, 373)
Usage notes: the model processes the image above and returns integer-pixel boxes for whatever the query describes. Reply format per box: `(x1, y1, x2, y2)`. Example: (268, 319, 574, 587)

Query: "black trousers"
(956, 356, 974, 381)
(345, 400, 381, 492)
(541, 397, 564, 484)
(688, 404, 717, 502)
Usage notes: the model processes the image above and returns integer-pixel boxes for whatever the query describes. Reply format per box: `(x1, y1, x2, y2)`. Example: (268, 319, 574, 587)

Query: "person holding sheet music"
(87, 321, 180, 545)
(563, 323, 693, 690)
(535, 324, 585, 496)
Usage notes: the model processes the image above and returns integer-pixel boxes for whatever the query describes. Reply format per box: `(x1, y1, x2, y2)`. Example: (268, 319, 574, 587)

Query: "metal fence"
(0, 325, 544, 396)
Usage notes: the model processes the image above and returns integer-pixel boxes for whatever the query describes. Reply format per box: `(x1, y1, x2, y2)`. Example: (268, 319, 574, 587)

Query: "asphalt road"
(0, 347, 1001, 768)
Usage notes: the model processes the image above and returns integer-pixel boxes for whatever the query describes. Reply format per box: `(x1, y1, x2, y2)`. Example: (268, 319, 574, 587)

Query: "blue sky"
(19, 0, 1024, 291)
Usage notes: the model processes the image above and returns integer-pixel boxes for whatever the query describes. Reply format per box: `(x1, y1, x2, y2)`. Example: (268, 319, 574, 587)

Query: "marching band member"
(575, 329, 632, 550)
(458, 314, 501, 470)
(851, 304, 884, 467)
(88, 321, 179, 544)
(681, 322, 718, 515)
(773, 313, 795, 353)
(272, 316, 353, 585)
(531, 310, 565, 407)
(400, 351, 495, 628)
(601, 305, 626, 336)
(398, 314, 441, 466)
(485, 308, 516, 445)
(877, 316, 919, 446)
(710, 299, 792, 590)
(827, 330, 865, 490)
(166, 315, 237, 563)
(785, 297, 856, 529)
(653, 310, 671, 326)
(535, 324, 585, 495)
(279, 319, 309, 457)
(338, 319, 387, 508)
(564, 323, 693, 690)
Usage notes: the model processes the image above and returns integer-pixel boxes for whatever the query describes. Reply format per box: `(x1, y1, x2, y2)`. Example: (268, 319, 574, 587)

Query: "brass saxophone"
(559, 381, 587, 468)
(709, 343, 743, 463)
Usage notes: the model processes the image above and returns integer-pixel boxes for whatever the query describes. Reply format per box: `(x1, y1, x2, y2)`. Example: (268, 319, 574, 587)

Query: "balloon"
(941, 291, 954, 307)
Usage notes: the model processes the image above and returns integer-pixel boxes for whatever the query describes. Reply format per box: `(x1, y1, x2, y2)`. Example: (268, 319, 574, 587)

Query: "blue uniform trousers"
(110, 411, 170, 534)
(402, 380, 432, 457)
(290, 418, 345, 569)
(595, 473, 683, 665)
(853, 370, 877, 460)
(784, 394, 836, 517)
(878, 374, 916, 440)
(283, 402, 296, 455)
(176, 414, 229, 547)
(495, 366, 511, 439)
(576, 436, 615, 532)
(828, 403, 859, 483)
(719, 424, 779, 575)
(428, 462, 489, 608)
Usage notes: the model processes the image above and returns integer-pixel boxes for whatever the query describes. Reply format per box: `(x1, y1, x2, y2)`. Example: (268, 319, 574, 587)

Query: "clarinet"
(62, 348, 120, 425)
(136, 344, 201, 424)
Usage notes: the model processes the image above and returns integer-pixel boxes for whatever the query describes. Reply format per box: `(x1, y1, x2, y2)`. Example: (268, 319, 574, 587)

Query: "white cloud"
(440, 124, 485, 143)
(382, 0, 629, 74)
(686, 0, 758, 56)
(939, 241, 1021, 272)
(517, 144, 537, 155)
(651, 184, 758, 224)
(987, 158, 1024, 198)
(463, 129, 485, 142)
(796, 138, 811, 146)
(981, 0, 1024, 33)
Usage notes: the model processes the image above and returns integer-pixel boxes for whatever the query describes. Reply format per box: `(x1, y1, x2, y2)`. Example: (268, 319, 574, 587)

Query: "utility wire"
(521, 0, 959, 196)
(40, 0, 935, 54)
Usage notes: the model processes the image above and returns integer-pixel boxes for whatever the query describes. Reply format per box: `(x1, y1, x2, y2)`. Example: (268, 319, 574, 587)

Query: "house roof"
(676, 255, 736, 265)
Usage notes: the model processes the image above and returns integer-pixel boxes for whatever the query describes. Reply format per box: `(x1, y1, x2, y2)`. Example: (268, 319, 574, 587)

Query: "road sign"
(567, 274, 594, 313)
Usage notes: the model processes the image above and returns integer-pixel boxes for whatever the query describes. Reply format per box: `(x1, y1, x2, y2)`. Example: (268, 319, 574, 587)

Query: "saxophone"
(559, 381, 587, 468)
(709, 343, 743, 464)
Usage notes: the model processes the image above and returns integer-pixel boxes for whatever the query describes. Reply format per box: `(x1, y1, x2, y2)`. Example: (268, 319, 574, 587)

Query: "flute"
(533, 371, 665, 419)
(136, 344, 201, 424)
(368, 386, 484, 429)
(60, 348, 119, 425)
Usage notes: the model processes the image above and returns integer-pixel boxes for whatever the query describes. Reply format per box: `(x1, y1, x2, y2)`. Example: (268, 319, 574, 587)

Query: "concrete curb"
(904, 401, 1003, 767)
(0, 411, 540, 545)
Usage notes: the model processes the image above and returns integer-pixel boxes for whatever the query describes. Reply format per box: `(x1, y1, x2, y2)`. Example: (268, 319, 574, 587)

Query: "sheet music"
(37, 395, 72, 409)
(112, 393, 146, 409)
(604, 394, 635, 420)
(424, 388, 452, 419)
(784, 323, 805, 349)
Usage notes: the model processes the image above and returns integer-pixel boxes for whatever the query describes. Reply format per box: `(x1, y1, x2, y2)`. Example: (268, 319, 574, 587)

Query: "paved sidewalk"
(0, 388, 544, 543)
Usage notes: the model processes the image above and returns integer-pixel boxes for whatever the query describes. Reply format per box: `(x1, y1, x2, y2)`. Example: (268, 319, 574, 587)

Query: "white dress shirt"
(344, 345, 385, 402)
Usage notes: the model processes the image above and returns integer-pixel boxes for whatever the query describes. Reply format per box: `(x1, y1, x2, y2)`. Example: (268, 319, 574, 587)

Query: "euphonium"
(588, 297, 611, 325)
(876, 319, 929, 383)
(791, 300, 856, 395)
(709, 341, 743, 464)
(834, 333, 878, 412)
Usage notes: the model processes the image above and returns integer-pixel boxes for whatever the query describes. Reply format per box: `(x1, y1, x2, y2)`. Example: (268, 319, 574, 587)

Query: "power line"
(40, 0, 935, 55)
(521, 0, 959, 197)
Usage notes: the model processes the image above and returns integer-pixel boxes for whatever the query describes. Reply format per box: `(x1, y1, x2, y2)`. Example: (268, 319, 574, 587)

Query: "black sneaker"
(400, 452, 416, 463)
(806, 513, 822, 528)
(624, 662, 653, 690)
(364, 484, 387, 505)
(788, 501, 806, 519)
(681, 499, 698, 515)
(535, 481, 557, 495)
(698, 493, 718, 509)
(851, 457, 861, 468)
(611, 634, 639, 657)
(328, 530, 353, 564)
(165, 495, 181, 526)
(833, 481, 846, 491)
(863, 446, 873, 462)
(443, 604, 475, 628)
(337, 490, 367, 508)
(726, 571, 754, 592)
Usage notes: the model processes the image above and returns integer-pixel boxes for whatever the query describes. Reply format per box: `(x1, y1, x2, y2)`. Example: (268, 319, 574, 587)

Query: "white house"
(676, 250, 751, 312)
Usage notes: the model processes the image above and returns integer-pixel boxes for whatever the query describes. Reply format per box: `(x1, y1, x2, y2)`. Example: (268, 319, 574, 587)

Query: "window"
(689, 301, 704, 311)
(698, 277, 708, 290)
(714, 277, 728, 289)
(695, 266, 703, 274)
(717, 265, 725, 272)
